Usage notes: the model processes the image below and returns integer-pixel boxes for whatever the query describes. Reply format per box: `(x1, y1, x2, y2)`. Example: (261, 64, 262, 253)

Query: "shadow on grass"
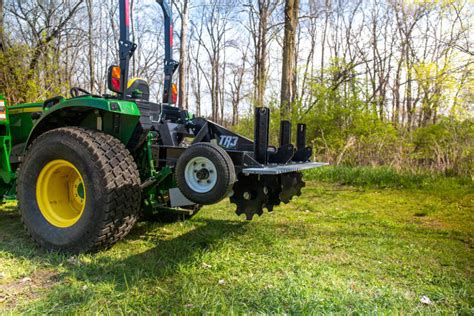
(78, 218, 248, 281)
(0, 205, 249, 305)
(0, 204, 33, 249)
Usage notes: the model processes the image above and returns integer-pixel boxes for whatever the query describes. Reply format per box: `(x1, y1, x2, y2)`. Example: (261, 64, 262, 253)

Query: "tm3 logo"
(219, 135, 238, 149)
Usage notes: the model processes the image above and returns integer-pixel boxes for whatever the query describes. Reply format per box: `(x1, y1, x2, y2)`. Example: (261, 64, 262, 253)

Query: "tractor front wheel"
(17, 127, 141, 253)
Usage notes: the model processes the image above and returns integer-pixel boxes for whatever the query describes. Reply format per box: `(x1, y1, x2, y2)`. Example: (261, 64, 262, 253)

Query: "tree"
(189, 21, 204, 117)
(6, 0, 84, 82)
(174, 0, 190, 110)
(229, 44, 250, 125)
(195, 0, 234, 123)
(245, 0, 279, 107)
(280, 0, 299, 119)
(0, 0, 4, 52)
(86, 0, 95, 93)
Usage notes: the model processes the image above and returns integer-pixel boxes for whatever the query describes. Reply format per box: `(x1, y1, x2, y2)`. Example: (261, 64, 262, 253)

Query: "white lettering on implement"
(219, 135, 238, 149)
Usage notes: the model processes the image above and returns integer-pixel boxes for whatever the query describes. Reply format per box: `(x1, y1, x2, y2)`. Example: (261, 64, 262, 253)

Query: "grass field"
(0, 168, 473, 313)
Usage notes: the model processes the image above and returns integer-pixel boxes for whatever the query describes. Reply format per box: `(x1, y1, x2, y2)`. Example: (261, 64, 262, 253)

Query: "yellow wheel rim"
(36, 159, 86, 228)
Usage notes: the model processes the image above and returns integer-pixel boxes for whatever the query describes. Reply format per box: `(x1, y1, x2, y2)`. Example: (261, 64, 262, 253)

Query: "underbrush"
(304, 166, 473, 190)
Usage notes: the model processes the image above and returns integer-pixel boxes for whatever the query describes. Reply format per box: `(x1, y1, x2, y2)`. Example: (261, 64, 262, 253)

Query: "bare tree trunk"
(191, 19, 204, 117)
(320, 0, 330, 81)
(230, 45, 249, 125)
(292, 26, 300, 103)
(0, 0, 4, 52)
(405, 48, 413, 129)
(175, 0, 189, 110)
(86, 0, 94, 93)
(280, 0, 299, 119)
(249, 0, 274, 108)
(393, 58, 402, 125)
(256, 1, 269, 107)
(371, 12, 377, 115)
(220, 52, 226, 124)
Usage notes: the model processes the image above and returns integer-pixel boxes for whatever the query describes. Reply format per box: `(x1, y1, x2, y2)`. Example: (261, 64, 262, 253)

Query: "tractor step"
(242, 162, 328, 175)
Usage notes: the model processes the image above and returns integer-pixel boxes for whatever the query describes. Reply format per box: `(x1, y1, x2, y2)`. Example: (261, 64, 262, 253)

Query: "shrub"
(304, 166, 472, 189)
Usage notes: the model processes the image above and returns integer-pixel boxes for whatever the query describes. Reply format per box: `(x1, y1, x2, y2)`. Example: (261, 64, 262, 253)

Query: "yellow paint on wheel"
(36, 159, 86, 228)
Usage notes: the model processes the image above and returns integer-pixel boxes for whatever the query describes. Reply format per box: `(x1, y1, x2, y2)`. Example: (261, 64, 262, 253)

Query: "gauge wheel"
(17, 127, 141, 253)
(175, 143, 235, 205)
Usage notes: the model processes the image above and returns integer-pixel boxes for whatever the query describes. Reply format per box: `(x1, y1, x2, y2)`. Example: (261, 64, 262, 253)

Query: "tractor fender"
(25, 97, 141, 151)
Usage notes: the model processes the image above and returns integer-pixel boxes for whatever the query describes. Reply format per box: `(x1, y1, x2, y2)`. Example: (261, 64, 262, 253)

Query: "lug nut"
(243, 192, 251, 200)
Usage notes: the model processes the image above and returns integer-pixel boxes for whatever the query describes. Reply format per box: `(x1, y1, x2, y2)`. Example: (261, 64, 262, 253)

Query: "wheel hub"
(184, 156, 217, 193)
(36, 159, 86, 228)
(196, 168, 210, 180)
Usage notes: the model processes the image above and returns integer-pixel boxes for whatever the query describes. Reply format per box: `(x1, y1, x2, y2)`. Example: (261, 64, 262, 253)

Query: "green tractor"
(0, 0, 325, 253)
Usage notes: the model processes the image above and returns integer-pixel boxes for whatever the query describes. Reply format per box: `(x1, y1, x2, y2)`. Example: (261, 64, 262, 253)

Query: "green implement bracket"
(0, 96, 13, 183)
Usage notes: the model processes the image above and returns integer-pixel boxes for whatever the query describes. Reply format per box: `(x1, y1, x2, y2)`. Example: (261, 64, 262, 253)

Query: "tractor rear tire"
(17, 127, 141, 253)
(175, 142, 236, 205)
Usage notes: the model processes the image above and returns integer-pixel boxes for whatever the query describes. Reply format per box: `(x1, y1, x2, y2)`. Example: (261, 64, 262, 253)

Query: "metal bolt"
(243, 192, 251, 200)
(263, 187, 268, 195)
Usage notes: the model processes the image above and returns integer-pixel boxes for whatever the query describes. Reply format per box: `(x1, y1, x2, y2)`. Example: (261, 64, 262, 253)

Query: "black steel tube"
(296, 123, 306, 150)
(118, 0, 132, 98)
(254, 107, 270, 164)
(157, 0, 173, 63)
(157, 0, 179, 104)
(280, 120, 291, 147)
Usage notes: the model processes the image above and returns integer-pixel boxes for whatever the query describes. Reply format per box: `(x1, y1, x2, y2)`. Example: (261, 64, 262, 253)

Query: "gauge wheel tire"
(17, 127, 141, 253)
(175, 143, 236, 205)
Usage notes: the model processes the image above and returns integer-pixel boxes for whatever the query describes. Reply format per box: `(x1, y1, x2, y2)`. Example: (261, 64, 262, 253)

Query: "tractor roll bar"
(118, 0, 136, 99)
(117, 0, 178, 104)
(157, 0, 179, 105)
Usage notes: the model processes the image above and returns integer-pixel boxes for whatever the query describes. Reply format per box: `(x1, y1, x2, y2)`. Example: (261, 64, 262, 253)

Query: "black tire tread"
(17, 127, 141, 253)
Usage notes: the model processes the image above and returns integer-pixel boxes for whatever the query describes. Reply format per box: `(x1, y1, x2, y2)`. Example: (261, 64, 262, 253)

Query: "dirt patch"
(0, 269, 60, 310)
(421, 218, 448, 229)
(410, 216, 448, 230)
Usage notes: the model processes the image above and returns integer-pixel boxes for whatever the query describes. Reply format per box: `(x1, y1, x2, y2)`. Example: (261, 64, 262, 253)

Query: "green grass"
(0, 174, 473, 313)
